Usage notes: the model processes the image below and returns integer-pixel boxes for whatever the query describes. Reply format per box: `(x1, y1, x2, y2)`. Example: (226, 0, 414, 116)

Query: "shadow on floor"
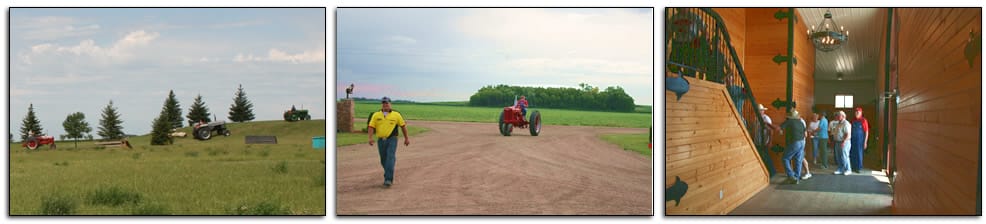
(775, 173, 890, 195)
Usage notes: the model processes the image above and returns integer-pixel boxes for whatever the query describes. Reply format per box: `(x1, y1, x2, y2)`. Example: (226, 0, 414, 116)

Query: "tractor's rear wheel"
(26, 140, 38, 150)
(498, 111, 506, 135)
(529, 110, 541, 136)
(197, 128, 212, 140)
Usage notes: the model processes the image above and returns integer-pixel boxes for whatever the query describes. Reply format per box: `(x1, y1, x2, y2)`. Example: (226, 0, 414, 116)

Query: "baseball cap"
(381, 97, 392, 103)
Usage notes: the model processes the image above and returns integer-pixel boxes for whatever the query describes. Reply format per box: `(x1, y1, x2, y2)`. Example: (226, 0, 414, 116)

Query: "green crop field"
(351, 101, 652, 128)
(335, 123, 429, 147)
(600, 133, 653, 156)
(9, 120, 326, 215)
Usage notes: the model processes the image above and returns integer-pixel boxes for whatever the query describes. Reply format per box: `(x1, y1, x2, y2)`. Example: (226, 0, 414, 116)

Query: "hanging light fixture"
(808, 9, 849, 52)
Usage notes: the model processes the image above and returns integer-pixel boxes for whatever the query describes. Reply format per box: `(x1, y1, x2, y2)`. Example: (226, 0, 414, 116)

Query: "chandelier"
(807, 10, 849, 52)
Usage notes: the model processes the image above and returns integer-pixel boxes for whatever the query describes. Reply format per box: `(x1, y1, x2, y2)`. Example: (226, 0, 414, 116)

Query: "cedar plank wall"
(665, 76, 769, 215)
(892, 8, 981, 214)
(744, 8, 816, 170)
(715, 8, 746, 66)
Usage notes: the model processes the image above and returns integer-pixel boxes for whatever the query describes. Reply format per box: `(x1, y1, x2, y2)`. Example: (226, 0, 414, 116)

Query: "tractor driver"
(518, 96, 529, 116)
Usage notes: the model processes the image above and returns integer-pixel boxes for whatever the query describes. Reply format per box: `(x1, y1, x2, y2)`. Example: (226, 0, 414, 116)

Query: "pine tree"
(19, 103, 44, 141)
(98, 101, 125, 140)
(62, 112, 91, 149)
(150, 112, 172, 145)
(228, 84, 255, 122)
(186, 94, 212, 126)
(164, 90, 183, 129)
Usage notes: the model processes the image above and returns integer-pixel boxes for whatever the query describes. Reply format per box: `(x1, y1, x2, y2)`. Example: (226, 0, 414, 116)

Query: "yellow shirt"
(368, 111, 406, 138)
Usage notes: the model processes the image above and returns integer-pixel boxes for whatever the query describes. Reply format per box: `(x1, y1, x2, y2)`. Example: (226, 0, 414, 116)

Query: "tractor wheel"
(50, 142, 57, 150)
(305, 115, 311, 120)
(223, 129, 231, 136)
(500, 122, 512, 136)
(529, 110, 541, 136)
(197, 128, 212, 140)
(498, 111, 506, 135)
(26, 140, 38, 150)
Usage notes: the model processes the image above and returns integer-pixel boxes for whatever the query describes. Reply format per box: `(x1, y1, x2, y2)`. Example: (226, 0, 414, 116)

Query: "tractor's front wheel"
(500, 122, 513, 136)
(304, 115, 311, 120)
(50, 142, 57, 150)
(223, 129, 231, 136)
(529, 110, 541, 136)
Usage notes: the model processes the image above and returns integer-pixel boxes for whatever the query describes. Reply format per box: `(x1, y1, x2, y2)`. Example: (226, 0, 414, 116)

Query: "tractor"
(22, 134, 56, 150)
(284, 108, 311, 121)
(193, 120, 231, 140)
(498, 103, 541, 136)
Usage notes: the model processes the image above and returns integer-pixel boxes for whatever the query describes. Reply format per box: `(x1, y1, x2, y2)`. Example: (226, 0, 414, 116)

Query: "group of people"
(757, 104, 870, 185)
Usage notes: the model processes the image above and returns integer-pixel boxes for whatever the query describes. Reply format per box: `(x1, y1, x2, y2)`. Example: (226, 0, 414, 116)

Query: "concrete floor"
(730, 162, 893, 215)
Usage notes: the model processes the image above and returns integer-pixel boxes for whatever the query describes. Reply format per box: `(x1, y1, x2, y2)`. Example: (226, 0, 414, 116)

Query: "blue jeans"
(377, 137, 398, 181)
(815, 138, 829, 168)
(835, 140, 852, 173)
(782, 140, 806, 180)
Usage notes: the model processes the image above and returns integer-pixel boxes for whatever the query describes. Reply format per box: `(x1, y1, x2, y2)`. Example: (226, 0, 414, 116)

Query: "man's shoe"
(843, 171, 852, 176)
(834, 171, 843, 175)
(801, 173, 813, 180)
(794, 179, 800, 185)
(383, 180, 392, 187)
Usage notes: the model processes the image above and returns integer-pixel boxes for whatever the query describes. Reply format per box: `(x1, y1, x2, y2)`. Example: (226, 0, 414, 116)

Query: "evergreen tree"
(150, 112, 172, 145)
(228, 84, 255, 122)
(186, 94, 212, 126)
(62, 112, 92, 148)
(164, 90, 183, 129)
(98, 101, 125, 140)
(19, 103, 44, 141)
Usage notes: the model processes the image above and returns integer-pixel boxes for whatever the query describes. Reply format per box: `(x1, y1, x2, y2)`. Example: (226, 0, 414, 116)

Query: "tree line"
(467, 83, 636, 112)
(18, 84, 256, 147)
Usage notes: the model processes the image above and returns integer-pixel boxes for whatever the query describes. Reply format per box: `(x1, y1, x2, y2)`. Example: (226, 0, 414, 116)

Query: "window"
(835, 94, 854, 108)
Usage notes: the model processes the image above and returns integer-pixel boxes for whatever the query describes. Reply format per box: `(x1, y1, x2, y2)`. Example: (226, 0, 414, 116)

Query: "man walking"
(368, 97, 411, 187)
(779, 109, 807, 184)
(832, 111, 853, 175)
(849, 107, 870, 173)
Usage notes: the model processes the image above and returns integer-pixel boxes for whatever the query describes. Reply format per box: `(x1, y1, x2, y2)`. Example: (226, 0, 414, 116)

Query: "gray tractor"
(193, 121, 231, 140)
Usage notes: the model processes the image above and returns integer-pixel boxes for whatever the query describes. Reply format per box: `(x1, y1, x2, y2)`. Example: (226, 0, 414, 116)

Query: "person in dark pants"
(779, 109, 807, 185)
(368, 97, 411, 187)
(849, 107, 869, 173)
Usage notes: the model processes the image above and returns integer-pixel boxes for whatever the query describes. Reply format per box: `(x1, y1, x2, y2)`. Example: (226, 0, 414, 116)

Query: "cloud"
(24, 73, 109, 85)
(13, 16, 102, 40)
(234, 48, 325, 64)
(20, 30, 160, 64)
(209, 20, 268, 29)
(388, 35, 417, 45)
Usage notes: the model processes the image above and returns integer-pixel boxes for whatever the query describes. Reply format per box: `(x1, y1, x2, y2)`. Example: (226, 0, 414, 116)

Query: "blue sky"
(9, 8, 325, 139)
(336, 8, 653, 105)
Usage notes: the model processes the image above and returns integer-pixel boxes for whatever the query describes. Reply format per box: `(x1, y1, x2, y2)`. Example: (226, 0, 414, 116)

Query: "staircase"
(665, 8, 772, 215)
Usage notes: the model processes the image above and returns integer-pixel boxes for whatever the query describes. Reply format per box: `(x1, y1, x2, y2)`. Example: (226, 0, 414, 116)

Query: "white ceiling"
(798, 8, 887, 81)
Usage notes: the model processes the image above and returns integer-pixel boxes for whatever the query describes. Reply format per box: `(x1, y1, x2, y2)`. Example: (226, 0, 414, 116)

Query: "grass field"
(9, 120, 326, 215)
(352, 101, 652, 128)
(600, 133, 652, 157)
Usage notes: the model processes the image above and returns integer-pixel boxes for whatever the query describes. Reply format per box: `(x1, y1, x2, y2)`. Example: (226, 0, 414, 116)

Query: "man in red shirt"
(849, 107, 870, 173)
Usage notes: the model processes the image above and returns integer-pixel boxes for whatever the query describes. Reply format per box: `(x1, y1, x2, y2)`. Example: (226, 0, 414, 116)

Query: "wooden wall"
(743, 8, 816, 170)
(714, 8, 747, 66)
(666, 76, 769, 215)
(892, 8, 981, 215)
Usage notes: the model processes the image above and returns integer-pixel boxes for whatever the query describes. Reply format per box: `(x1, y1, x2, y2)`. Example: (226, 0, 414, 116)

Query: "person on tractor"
(518, 95, 529, 116)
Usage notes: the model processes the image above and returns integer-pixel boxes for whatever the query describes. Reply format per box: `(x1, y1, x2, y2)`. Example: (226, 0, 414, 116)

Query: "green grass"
(353, 102, 652, 128)
(600, 133, 652, 157)
(9, 119, 326, 215)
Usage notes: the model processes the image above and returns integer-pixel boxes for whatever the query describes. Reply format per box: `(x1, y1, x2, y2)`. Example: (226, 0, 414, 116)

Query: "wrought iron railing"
(666, 8, 776, 176)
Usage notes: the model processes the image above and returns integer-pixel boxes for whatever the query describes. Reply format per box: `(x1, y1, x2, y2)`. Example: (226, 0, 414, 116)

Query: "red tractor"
(498, 104, 541, 136)
(22, 135, 56, 150)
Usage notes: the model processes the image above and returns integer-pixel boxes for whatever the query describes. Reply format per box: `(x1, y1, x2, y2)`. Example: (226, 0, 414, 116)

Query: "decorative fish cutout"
(666, 176, 689, 207)
(666, 74, 690, 101)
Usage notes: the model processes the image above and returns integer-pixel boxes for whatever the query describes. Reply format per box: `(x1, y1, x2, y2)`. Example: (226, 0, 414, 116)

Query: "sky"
(336, 8, 653, 105)
(9, 8, 326, 139)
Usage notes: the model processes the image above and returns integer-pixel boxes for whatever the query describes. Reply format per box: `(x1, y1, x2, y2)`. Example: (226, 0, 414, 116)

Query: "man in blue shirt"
(813, 112, 830, 169)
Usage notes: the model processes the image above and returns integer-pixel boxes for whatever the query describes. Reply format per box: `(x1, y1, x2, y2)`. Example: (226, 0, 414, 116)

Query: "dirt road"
(336, 120, 652, 215)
